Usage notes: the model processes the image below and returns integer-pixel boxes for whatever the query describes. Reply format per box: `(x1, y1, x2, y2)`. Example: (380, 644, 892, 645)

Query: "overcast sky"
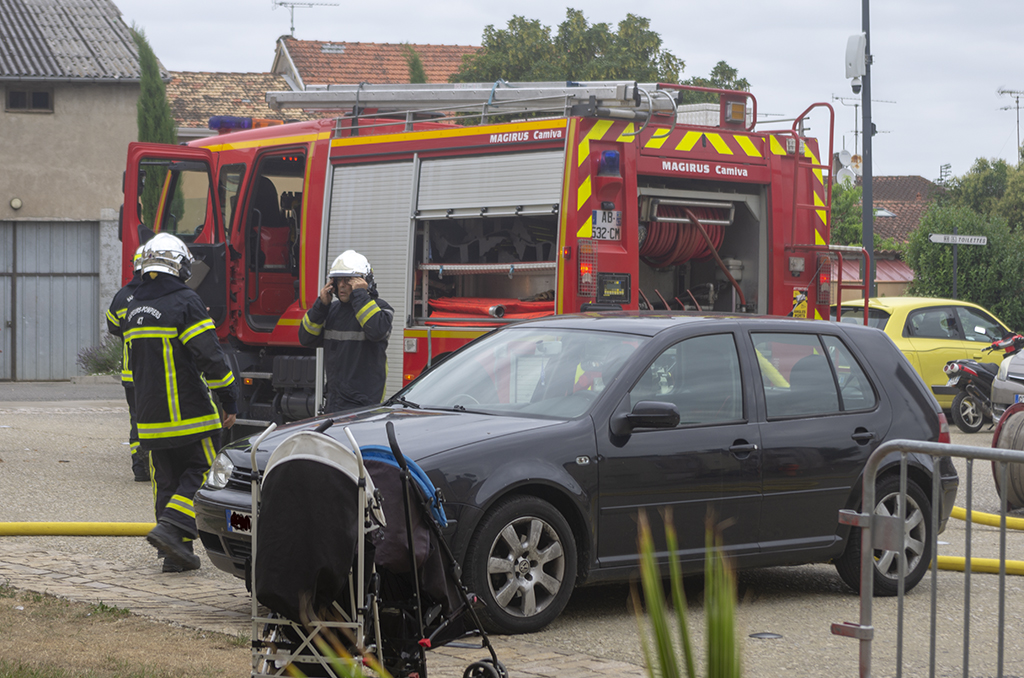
(115, 0, 1024, 182)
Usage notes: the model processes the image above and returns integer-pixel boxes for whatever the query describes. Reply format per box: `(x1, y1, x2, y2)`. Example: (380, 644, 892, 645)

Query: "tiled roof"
(864, 175, 944, 202)
(852, 175, 944, 243)
(0, 0, 147, 81)
(279, 38, 478, 86)
(167, 71, 320, 128)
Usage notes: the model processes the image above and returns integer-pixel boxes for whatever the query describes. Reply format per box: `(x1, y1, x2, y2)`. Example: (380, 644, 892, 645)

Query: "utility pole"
(998, 88, 1024, 164)
(860, 0, 876, 297)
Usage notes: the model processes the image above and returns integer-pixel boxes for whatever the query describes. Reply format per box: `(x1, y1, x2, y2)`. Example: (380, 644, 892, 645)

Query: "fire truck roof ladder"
(265, 81, 680, 125)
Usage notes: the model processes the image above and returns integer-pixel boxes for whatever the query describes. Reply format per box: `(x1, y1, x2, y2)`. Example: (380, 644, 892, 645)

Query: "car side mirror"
(610, 400, 680, 436)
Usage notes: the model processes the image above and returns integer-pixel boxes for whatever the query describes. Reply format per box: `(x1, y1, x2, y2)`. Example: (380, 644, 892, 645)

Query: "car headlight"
(206, 452, 235, 489)
(999, 356, 1012, 381)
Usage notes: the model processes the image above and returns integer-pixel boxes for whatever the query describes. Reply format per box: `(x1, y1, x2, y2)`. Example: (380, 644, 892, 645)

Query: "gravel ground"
(2, 382, 1023, 676)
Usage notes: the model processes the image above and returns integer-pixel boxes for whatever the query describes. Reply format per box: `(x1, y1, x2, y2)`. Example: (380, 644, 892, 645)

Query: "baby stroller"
(249, 419, 504, 678)
(250, 421, 386, 677)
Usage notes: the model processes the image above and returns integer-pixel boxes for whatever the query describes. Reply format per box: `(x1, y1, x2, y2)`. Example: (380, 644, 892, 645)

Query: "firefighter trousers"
(150, 436, 217, 539)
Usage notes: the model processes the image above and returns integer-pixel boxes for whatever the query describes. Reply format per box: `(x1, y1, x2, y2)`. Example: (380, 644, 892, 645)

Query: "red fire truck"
(118, 81, 839, 431)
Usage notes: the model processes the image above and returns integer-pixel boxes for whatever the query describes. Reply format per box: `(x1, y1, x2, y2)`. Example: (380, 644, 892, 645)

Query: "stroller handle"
(386, 421, 410, 472)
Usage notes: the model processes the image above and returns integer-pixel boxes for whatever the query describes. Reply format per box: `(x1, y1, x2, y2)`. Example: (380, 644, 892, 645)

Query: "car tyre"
(951, 391, 986, 434)
(464, 495, 577, 634)
(993, 409, 1024, 510)
(835, 474, 932, 596)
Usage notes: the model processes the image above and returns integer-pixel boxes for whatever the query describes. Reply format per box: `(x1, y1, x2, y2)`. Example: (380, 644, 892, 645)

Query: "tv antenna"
(998, 88, 1024, 160)
(272, 0, 338, 36)
(832, 94, 895, 154)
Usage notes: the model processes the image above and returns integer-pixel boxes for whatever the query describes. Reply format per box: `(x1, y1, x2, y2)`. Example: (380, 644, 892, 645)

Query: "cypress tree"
(131, 27, 176, 226)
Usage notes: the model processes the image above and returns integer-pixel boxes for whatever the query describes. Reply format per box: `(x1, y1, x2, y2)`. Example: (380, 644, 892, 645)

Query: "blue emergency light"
(598, 150, 620, 176)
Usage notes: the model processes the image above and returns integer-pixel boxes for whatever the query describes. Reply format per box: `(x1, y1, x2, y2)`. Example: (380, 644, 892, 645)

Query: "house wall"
(0, 82, 138, 378)
(0, 81, 138, 221)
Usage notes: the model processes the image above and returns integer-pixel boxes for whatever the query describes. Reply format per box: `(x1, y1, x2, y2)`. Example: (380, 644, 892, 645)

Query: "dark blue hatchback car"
(195, 313, 958, 634)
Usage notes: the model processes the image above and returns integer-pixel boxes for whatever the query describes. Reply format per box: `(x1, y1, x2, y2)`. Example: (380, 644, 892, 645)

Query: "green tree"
(829, 181, 863, 246)
(942, 157, 1024, 230)
(681, 60, 751, 104)
(452, 9, 684, 84)
(904, 204, 1024, 329)
(131, 27, 176, 226)
(404, 45, 427, 84)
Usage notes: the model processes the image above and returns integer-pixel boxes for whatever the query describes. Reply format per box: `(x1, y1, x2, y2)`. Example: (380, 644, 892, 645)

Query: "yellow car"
(833, 297, 1011, 410)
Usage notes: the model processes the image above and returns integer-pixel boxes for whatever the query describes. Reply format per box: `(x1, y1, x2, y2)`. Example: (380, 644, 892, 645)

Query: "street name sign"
(928, 233, 988, 245)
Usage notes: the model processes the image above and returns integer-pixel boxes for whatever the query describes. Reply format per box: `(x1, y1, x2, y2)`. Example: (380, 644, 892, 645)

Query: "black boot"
(147, 521, 200, 571)
(132, 450, 150, 482)
(161, 540, 197, 573)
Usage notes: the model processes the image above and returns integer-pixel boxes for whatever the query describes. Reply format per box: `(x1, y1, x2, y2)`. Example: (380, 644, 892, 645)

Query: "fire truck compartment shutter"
(326, 161, 416, 400)
(417, 152, 564, 219)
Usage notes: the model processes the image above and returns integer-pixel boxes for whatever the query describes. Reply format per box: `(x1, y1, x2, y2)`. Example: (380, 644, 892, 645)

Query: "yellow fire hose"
(933, 506, 1024, 575)
(0, 522, 154, 536)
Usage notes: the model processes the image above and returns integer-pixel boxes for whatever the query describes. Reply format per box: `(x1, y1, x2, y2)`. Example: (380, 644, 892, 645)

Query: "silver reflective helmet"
(141, 233, 194, 280)
(132, 245, 145, 273)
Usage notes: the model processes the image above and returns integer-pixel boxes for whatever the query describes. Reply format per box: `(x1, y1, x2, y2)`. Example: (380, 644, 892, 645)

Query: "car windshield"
(831, 306, 890, 329)
(399, 327, 647, 418)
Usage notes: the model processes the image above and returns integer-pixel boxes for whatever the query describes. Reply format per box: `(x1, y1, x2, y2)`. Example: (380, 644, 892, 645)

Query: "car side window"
(954, 306, 1003, 343)
(753, 333, 840, 418)
(629, 333, 743, 426)
(821, 335, 877, 411)
(906, 307, 958, 339)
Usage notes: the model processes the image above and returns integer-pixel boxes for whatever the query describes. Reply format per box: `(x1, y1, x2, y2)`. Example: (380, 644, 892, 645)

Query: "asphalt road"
(1, 380, 1022, 677)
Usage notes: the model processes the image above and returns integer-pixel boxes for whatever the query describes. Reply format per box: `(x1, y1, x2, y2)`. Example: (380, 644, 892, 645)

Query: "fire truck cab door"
(123, 143, 227, 326)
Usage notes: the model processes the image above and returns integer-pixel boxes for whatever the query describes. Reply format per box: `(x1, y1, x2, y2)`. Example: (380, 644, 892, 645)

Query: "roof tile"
(167, 71, 320, 128)
(0, 0, 146, 81)
(282, 38, 478, 85)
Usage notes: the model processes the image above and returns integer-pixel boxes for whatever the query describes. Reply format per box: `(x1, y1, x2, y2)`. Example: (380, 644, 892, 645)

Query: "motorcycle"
(944, 333, 1024, 433)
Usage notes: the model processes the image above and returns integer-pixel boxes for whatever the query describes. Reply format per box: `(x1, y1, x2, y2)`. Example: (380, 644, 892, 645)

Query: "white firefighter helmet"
(141, 232, 194, 280)
(328, 250, 371, 279)
(132, 245, 145, 272)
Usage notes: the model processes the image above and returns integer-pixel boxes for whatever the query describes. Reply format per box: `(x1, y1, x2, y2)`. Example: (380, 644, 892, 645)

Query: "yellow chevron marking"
(814, 308, 824, 320)
(706, 133, 733, 155)
(813, 192, 827, 227)
(577, 175, 592, 211)
(616, 123, 637, 141)
(805, 146, 824, 184)
(644, 128, 671, 149)
(578, 119, 614, 166)
(770, 135, 787, 155)
(576, 215, 593, 238)
(815, 228, 827, 246)
(675, 130, 702, 152)
(735, 135, 762, 157)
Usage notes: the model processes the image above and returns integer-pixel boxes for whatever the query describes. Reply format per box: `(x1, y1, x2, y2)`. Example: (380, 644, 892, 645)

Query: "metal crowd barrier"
(831, 439, 1024, 678)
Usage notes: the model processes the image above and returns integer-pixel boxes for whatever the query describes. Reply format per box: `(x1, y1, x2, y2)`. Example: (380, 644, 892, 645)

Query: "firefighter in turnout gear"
(125, 233, 238, 572)
(106, 245, 149, 482)
(299, 250, 394, 413)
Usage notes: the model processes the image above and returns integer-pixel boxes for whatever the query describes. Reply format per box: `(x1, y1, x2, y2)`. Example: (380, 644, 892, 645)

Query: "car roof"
(836, 297, 990, 313)
(502, 311, 863, 337)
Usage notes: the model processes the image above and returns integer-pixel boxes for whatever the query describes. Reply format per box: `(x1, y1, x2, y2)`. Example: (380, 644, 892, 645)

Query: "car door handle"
(851, 430, 876, 443)
(729, 442, 758, 459)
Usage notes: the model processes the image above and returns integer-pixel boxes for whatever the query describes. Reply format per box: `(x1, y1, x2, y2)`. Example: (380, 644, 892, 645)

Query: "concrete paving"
(0, 381, 644, 678)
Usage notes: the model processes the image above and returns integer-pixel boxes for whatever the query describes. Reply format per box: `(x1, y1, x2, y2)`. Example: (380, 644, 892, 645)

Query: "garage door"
(0, 221, 100, 381)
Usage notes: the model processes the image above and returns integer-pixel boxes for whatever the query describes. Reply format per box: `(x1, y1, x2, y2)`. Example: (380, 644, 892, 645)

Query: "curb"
(70, 375, 120, 385)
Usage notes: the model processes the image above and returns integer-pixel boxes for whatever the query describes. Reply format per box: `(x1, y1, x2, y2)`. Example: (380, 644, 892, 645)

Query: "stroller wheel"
(463, 660, 501, 678)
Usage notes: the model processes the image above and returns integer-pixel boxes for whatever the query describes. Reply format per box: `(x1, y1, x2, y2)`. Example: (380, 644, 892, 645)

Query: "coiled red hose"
(639, 206, 725, 268)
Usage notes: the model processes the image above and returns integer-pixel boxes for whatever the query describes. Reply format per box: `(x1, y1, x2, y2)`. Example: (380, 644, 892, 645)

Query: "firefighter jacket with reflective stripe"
(106, 273, 142, 384)
(124, 273, 238, 449)
(298, 288, 393, 412)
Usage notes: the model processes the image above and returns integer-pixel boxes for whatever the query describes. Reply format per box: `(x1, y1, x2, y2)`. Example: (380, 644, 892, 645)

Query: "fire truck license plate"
(226, 509, 252, 534)
(592, 210, 622, 240)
